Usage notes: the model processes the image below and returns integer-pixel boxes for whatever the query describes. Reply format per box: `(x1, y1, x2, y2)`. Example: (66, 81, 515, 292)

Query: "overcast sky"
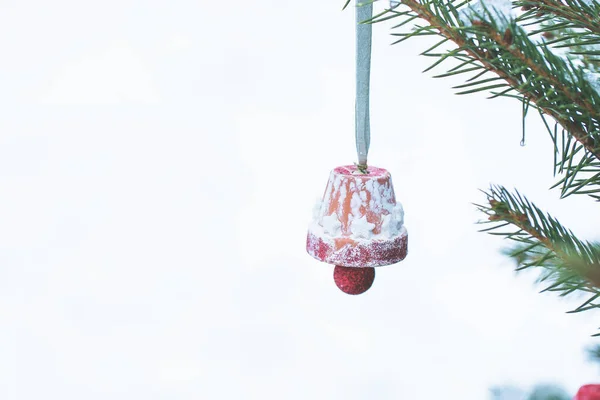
(1, 1, 599, 399)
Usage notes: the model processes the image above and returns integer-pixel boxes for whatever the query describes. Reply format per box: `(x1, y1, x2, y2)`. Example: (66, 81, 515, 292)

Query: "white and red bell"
(307, 164, 408, 294)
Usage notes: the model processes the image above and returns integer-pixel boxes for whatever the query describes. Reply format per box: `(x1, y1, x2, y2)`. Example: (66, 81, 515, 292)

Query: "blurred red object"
(575, 385, 600, 400)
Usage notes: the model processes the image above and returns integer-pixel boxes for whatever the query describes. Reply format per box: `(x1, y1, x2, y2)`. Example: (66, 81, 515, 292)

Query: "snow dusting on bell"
(306, 165, 408, 268)
(312, 198, 323, 220)
(322, 213, 343, 237)
(310, 165, 405, 241)
(351, 215, 376, 239)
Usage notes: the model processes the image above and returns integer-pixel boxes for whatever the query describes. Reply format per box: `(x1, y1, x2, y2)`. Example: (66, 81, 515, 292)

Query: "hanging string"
(355, 1, 373, 173)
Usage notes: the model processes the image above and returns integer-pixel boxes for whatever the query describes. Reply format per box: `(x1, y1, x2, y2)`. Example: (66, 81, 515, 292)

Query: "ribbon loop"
(355, 1, 373, 167)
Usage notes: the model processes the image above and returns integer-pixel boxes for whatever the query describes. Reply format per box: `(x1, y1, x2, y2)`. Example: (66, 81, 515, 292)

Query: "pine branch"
(476, 186, 600, 332)
(518, 0, 600, 37)
(540, 112, 600, 199)
(390, 0, 600, 156)
(516, 0, 600, 69)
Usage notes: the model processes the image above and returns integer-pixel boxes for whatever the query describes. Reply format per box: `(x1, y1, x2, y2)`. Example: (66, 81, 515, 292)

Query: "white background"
(0, 0, 599, 398)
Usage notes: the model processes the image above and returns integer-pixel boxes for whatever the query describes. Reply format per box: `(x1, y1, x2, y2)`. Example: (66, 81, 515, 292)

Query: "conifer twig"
(398, 0, 600, 159)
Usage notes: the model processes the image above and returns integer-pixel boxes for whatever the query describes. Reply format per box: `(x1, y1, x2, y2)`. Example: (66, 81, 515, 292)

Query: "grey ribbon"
(355, 1, 373, 166)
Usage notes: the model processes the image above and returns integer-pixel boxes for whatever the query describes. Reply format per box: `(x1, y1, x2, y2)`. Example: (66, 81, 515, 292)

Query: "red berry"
(575, 384, 600, 400)
(333, 266, 375, 295)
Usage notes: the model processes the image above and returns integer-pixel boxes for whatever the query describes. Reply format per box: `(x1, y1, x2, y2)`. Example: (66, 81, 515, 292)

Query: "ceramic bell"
(307, 164, 408, 294)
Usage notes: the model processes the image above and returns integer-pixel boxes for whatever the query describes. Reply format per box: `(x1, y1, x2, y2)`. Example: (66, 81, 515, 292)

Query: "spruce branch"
(392, 0, 600, 149)
(517, 0, 600, 37)
(540, 111, 600, 199)
(516, 0, 600, 69)
(476, 24, 600, 160)
(476, 186, 600, 332)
